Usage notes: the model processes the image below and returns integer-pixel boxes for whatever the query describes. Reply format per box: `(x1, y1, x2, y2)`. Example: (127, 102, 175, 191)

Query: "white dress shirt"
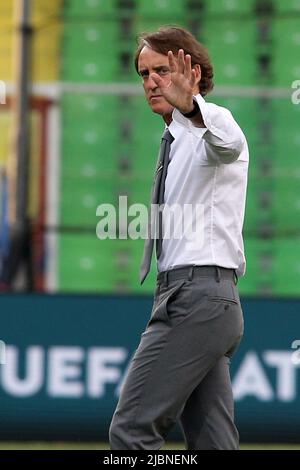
(157, 93, 249, 277)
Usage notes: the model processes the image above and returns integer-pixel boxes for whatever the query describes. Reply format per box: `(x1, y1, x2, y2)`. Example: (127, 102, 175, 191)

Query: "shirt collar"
(166, 116, 182, 141)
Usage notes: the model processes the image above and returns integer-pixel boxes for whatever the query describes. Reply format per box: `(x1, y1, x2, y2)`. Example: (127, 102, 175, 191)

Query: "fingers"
(184, 53, 192, 79)
(151, 72, 164, 89)
(177, 49, 185, 74)
(169, 49, 193, 80)
(190, 69, 197, 89)
(168, 50, 177, 73)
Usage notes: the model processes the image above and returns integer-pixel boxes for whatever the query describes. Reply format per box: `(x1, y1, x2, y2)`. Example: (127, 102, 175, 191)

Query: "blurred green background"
(1, 0, 299, 296)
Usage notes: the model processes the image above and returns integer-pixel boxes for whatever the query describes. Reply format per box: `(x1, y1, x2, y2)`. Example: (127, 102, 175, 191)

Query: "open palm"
(152, 49, 200, 114)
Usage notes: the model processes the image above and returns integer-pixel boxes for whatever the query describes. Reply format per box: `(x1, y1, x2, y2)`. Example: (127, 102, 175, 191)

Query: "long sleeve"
(172, 94, 246, 164)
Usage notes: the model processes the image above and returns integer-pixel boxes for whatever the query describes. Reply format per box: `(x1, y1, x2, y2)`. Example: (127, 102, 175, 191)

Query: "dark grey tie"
(140, 128, 174, 284)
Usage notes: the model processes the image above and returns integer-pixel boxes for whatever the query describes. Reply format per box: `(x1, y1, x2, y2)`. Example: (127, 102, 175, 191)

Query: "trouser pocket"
(148, 281, 186, 326)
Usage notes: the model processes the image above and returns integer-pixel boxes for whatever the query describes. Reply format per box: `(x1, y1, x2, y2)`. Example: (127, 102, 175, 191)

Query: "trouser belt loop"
(215, 267, 221, 283)
(188, 266, 194, 281)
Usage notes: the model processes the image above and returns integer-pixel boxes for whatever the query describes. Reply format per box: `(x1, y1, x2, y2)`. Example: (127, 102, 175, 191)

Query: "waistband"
(157, 265, 238, 285)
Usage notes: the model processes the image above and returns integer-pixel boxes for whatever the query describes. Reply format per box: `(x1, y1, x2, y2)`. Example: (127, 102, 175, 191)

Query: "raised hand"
(151, 49, 200, 115)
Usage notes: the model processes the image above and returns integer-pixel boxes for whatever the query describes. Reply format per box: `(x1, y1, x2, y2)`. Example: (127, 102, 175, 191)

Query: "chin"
(149, 102, 173, 116)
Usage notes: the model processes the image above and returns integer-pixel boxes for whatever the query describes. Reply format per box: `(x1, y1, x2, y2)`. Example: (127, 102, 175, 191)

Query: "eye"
(139, 70, 149, 79)
(158, 68, 170, 76)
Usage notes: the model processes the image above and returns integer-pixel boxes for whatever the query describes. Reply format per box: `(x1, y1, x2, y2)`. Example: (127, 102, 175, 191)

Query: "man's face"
(138, 46, 174, 117)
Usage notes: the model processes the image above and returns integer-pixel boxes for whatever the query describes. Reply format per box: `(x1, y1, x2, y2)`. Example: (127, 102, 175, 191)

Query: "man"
(109, 26, 248, 450)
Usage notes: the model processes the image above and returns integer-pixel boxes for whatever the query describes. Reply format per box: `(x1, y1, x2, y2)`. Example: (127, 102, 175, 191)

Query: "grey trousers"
(109, 267, 244, 450)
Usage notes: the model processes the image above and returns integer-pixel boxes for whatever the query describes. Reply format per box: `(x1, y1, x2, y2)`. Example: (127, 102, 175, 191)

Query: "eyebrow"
(138, 65, 170, 75)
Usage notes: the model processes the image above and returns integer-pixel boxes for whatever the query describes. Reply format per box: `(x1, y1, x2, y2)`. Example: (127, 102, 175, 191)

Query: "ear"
(193, 64, 201, 84)
(192, 64, 201, 94)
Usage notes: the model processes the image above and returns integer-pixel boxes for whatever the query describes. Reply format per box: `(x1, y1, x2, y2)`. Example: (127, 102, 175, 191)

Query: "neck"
(163, 113, 173, 126)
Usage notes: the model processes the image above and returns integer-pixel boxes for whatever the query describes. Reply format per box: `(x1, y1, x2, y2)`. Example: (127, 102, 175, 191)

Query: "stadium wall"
(0, 294, 300, 442)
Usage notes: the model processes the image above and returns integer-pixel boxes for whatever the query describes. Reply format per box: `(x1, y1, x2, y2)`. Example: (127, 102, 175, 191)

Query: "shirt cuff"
(172, 94, 228, 142)
(172, 97, 207, 138)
